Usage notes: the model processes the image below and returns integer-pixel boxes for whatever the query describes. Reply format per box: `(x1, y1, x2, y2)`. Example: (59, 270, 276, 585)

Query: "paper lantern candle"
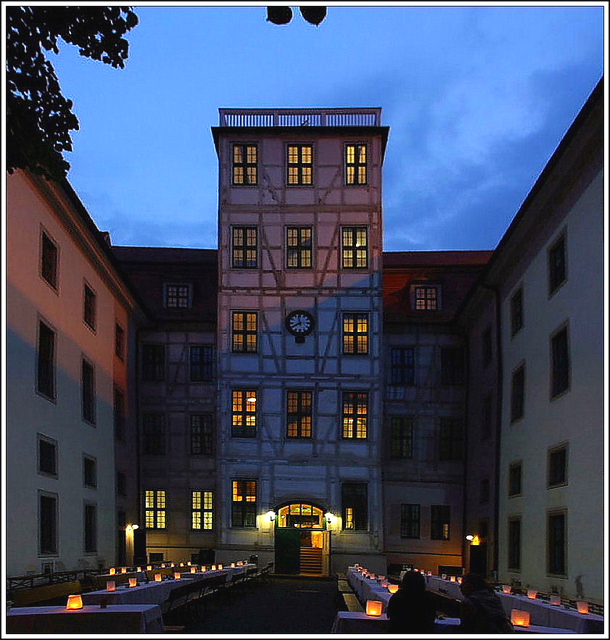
(191, 567, 197, 574)
(174, 573, 181, 580)
(218, 564, 223, 570)
(577, 601, 589, 614)
(450, 576, 456, 582)
(109, 567, 116, 575)
(106, 581, 116, 592)
(231, 563, 236, 568)
(121, 567, 127, 574)
(550, 595, 561, 606)
(388, 584, 399, 594)
(66, 595, 83, 610)
(366, 600, 383, 616)
(212, 564, 217, 571)
(147, 565, 152, 571)
(154, 574, 162, 582)
(527, 589, 537, 599)
(201, 566, 207, 572)
(511, 609, 531, 627)
(502, 585, 512, 594)
(129, 578, 137, 588)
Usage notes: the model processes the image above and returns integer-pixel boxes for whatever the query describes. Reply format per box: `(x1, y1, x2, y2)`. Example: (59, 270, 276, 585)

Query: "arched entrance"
(274, 502, 331, 576)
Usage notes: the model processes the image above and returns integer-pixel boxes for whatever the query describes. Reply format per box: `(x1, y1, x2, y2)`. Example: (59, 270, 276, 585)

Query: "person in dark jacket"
(387, 570, 437, 633)
(458, 573, 514, 633)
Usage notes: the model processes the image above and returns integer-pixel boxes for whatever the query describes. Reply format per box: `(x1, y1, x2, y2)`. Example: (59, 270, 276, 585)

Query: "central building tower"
(212, 109, 389, 575)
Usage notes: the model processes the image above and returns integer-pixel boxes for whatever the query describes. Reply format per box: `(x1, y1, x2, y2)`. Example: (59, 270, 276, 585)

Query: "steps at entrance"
(300, 547, 323, 575)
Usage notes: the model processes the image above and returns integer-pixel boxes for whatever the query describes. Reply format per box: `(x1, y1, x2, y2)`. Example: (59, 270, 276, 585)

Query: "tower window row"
(231, 225, 369, 270)
(232, 143, 368, 186)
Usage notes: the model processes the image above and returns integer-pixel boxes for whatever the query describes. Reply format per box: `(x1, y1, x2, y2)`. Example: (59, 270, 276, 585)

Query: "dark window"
(286, 227, 313, 268)
(439, 418, 463, 461)
(190, 414, 214, 455)
(390, 347, 415, 386)
(38, 436, 57, 476)
(341, 227, 368, 269)
(117, 471, 127, 496)
(231, 480, 257, 528)
(508, 517, 521, 570)
(165, 283, 191, 309)
(390, 416, 413, 458)
(287, 144, 313, 185)
(142, 344, 165, 381)
(481, 393, 492, 441)
(83, 285, 96, 330)
(551, 326, 570, 398)
(191, 490, 213, 530)
(509, 462, 522, 497)
(232, 312, 258, 353)
(431, 505, 451, 540)
(114, 387, 125, 442)
(142, 413, 166, 455)
(83, 456, 97, 488)
(232, 390, 257, 438)
(342, 392, 369, 439)
(548, 233, 567, 295)
(482, 326, 493, 366)
(343, 313, 369, 355)
(232, 227, 258, 268)
(400, 504, 420, 539)
(84, 503, 97, 553)
(115, 323, 124, 360)
(441, 347, 464, 385)
(144, 490, 166, 529)
(233, 144, 258, 185)
(341, 483, 368, 531)
(548, 511, 567, 575)
(511, 287, 524, 336)
(345, 144, 367, 185)
(287, 390, 313, 438)
(480, 477, 490, 505)
(548, 445, 568, 487)
(413, 285, 439, 310)
(39, 493, 58, 554)
(82, 359, 96, 424)
(37, 321, 55, 400)
(511, 364, 525, 422)
(190, 345, 215, 381)
(41, 231, 58, 289)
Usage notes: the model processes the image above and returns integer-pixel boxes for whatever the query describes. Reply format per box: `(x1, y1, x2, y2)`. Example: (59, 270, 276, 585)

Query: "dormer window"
(164, 283, 192, 309)
(412, 284, 440, 310)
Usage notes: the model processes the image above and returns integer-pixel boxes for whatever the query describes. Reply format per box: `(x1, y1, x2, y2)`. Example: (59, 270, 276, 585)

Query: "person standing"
(458, 573, 514, 633)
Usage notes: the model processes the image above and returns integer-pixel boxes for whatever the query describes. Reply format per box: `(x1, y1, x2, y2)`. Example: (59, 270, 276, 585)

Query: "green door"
(275, 528, 301, 574)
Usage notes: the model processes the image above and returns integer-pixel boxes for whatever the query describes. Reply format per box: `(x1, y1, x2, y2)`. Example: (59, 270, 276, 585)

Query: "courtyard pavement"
(182, 576, 340, 635)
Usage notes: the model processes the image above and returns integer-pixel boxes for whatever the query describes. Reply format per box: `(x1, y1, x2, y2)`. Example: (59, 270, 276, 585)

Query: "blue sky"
(47, 2, 606, 252)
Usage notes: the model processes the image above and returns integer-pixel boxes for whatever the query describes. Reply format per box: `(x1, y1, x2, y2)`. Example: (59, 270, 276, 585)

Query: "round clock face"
(285, 310, 315, 336)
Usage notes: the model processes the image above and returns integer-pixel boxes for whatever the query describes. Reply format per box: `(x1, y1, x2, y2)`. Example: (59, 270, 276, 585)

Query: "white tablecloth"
(331, 611, 460, 634)
(425, 575, 464, 599)
(6, 604, 165, 634)
(82, 576, 201, 606)
(347, 567, 392, 607)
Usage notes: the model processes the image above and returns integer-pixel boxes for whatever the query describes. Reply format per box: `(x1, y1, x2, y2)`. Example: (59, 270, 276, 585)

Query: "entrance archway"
(274, 502, 330, 576)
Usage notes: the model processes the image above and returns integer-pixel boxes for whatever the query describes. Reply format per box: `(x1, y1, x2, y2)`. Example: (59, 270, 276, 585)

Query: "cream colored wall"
(498, 170, 604, 602)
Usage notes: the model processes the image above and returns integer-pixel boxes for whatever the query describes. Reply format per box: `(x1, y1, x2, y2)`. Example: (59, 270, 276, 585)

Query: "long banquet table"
(6, 604, 165, 634)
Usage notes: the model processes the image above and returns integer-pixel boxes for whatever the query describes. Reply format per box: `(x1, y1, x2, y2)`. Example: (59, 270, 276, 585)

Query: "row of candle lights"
(501, 586, 590, 614)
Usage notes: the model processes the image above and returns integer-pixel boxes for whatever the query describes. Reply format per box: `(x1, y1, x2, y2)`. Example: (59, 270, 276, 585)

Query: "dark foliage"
(267, 6, 327, 26)
(7, 6, 138, 180)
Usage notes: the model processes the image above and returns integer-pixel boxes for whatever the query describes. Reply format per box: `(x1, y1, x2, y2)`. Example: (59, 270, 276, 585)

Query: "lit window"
(41, 231, 58, 289)
(233, 144, 258, 185)
(287, 144, 313, 185)
(287, 390, 313, 438)
(232, 227, 258, 268)
(165, 283, 191, 309)
(232, 312, 258, 353)
(342, 391, 368, 439)
(232, 390, 258, 438)
(145, 490, 166, 529)
(413, 285, 439, 310)
(342, 227, 368, 269)
(343, 313, 369, 355)
(341, 483, 367, 531)
(345, 144, 367, 185)
(390, 416, 413, 458)
(431, 505, 450, 540)
(84, 284, 96, 330)
(286, 227, 312, 268)
(192, 490, 213, 530)
(232, 480, 257, 528)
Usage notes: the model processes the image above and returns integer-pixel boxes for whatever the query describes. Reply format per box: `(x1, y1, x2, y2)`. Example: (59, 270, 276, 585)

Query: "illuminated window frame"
(286, 226, 313, 268)
(191, 490, 213, 530)
(341, 482, 368, 531)
(231, 390, 258, 438)
(232, 144, 258, 185)
(286, 390, 313, 438)
(342, 391, 369, 440)
(345, 143, 368, 185)
(341, 227, 368, 269)
(343, 313, 369, 355)
(287, 144, 313, 185)
(232, 311, 258, 353)
(232, 226, 258, 268)
(231, 480, 257, 528)
(144, 490, 166, 529)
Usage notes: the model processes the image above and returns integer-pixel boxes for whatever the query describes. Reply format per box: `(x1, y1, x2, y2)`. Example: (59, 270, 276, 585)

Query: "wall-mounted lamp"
(325, 512, 334, 524)
(465, 534, 480, 545)
(266, 510, 276, 522)
(125, 524, 139, 532)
